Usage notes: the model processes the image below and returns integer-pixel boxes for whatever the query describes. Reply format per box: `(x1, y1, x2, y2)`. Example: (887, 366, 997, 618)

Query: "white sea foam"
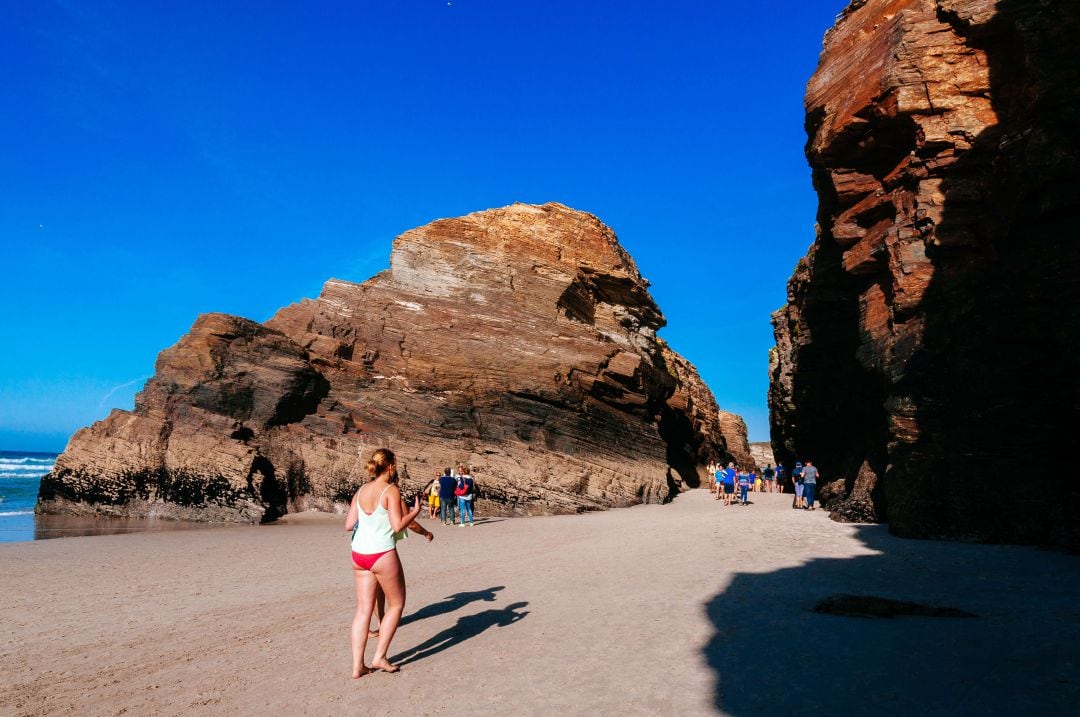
(0, 457, 56, 465)
(0, 510, 34, 517)
(0, 467, 53, 477)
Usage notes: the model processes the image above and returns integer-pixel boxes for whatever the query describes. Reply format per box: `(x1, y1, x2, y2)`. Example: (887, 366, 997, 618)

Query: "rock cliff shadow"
(703, 524, 1080, 716)
(391, 601, 530, 666)
(399, 585, 505, 628)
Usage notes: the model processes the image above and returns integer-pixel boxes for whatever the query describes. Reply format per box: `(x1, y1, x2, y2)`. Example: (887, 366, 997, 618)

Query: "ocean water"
(0, 449, 231, 543)
(0, 450, 57, 543)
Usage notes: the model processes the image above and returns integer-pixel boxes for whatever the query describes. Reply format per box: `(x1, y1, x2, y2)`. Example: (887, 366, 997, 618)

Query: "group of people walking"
(707, 459, 821, 510)
(342, 448, 823, 678)
(789, 460, 820, 510)
(342, 449, 478, 679)
(427, 466, 477, 527)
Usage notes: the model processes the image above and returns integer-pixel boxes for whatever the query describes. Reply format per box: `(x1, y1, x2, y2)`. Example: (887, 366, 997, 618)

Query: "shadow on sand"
(392, 601, 530, 666)
(702, 524, 1080, 715)
(399, 586, 505, 628)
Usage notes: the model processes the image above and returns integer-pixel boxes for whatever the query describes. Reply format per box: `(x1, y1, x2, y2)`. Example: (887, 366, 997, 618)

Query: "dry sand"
(2, 489, 1078, 716)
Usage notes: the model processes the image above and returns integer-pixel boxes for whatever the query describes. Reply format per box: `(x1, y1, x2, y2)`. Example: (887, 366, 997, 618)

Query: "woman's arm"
(410, 515, 435, 541)
(344, 490, 360, 532)
(386, 485, 422, 533)
(400, 498, 434, 540)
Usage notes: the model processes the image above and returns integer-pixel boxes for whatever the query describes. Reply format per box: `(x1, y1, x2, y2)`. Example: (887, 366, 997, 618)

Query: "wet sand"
(1, 489, 1077, 716)
(0, 513, 242, 543)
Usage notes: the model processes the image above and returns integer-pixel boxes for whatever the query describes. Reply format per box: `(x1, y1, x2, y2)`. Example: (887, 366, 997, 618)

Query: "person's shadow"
(399, 586, 505, 628)
(392, 602, 530, 665)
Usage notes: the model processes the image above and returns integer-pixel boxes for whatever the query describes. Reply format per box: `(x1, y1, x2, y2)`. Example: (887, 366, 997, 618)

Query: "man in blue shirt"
(722, 464, 737, 506)
(792, 462, 805, 508)
(437, 468, 457, 525)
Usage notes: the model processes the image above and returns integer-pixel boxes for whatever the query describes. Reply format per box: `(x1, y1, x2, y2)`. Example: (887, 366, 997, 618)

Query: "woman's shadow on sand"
(399, 586, 506, 628)
(392, 601, 529, 666)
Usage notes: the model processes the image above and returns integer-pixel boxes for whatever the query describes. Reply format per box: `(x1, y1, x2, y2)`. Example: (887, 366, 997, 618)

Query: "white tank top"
(350, 485, 396, 554)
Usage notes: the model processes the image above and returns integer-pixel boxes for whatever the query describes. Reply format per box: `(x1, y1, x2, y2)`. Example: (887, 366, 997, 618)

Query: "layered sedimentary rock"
(716, 411, 753, 468)
(41, 203, 743, 522)
(770, 0, 1080, 546)
(749, 442, 776, 471)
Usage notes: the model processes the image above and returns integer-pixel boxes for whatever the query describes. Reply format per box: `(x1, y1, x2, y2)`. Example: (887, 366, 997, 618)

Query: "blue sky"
(1, 0, 843, 452)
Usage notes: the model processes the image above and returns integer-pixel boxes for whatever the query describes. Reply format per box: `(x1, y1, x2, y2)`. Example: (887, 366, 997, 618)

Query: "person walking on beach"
(722, 463, 737, 506)
(437, 468, 457, 525)
(792, 462, 805, 509)
(455, 466, 475, 527)
(802, 460, 819, 511)
(345, 448, 422, 677)
(737, 467, 751, 505)
(366, 463, 435, 640)
(775, 464, 785, 494)
(427, 476, 440, 520)
(763, 464, 775, 493)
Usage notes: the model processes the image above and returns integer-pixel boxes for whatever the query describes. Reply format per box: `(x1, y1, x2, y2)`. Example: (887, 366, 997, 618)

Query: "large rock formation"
(770, 0, 1080, 547)
(41, 203, 744, 522)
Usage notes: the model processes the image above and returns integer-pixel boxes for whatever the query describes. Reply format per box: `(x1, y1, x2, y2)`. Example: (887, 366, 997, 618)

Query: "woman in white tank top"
(343, 448, 421, 677)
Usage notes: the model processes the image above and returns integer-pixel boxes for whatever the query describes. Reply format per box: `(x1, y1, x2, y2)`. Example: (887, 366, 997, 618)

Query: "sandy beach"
(2, 489, 1077, 716)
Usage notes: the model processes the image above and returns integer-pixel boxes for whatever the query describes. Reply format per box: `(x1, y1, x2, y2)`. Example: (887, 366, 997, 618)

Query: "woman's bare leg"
(370, 585, 385, 637)
(370, 551, 406, 672)
(350, 567, 378, 678)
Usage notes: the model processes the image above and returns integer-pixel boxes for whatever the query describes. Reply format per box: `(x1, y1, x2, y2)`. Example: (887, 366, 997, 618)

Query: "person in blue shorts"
(792, 462, 805, 509)
(722, 463, 736, 506)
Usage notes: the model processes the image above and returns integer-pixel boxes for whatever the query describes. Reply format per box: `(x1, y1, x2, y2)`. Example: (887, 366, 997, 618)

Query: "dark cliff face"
(40, 203, 745, 522)
(770, 0, 1080, 547)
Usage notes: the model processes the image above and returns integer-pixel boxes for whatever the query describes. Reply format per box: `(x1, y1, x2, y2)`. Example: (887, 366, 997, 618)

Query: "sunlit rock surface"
(41, 203, 745, 521)
(770, 0, 1080, 547)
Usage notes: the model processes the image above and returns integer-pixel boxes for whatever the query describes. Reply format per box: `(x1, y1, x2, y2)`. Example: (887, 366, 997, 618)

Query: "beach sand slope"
(2, 490, 1077, 715)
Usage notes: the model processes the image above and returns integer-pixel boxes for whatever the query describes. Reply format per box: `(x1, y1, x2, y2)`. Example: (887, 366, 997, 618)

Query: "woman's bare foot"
(371, 657, 399, 673)
(368, 629, 379, 638)
(351, 665, 371, 679)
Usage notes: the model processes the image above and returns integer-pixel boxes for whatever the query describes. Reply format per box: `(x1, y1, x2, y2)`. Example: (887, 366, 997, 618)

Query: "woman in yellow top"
(427, 477, 440, 519)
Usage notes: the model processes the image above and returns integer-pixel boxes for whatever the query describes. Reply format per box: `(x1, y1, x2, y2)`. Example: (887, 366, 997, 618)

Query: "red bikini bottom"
(352, 549, 393, 570)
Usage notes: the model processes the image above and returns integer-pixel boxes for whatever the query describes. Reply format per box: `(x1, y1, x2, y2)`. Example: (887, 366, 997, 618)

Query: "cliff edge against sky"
(770, 0, 1080, 547)
(40, 203, 744, 521)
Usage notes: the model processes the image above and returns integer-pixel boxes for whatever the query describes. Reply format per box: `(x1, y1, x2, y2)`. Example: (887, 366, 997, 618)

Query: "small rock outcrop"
(749, 442, 776, 470)
(770, 0, 1080, 547)
(716, 411, 753, 468)
(40, 203, 745, 521)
